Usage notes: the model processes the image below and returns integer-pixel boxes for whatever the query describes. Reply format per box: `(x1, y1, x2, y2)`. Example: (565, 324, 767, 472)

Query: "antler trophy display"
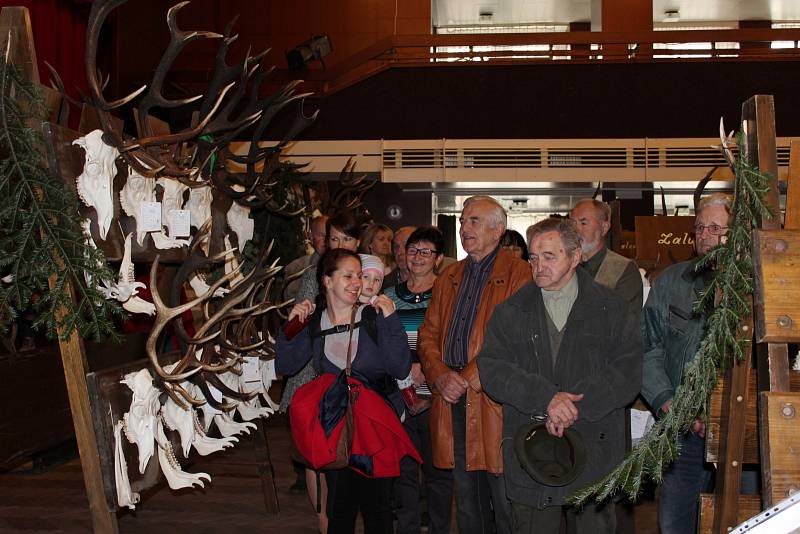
(60, 0, 321, 505)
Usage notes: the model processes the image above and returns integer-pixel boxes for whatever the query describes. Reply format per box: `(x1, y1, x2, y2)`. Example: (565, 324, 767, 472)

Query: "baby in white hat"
(358, 254, 385, 304)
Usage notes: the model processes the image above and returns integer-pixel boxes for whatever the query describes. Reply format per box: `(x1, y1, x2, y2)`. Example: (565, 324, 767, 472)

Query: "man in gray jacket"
(478, 218, 642, 534)
(642, 193, 733, 534)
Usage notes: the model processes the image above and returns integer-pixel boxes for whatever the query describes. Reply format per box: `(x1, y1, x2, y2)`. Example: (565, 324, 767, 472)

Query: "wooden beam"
(711, 310, 754, 534)
(51, 279, 118, 532)
(742, 96, 781, 231)
(42, 122, 119, 533)
(699, 493, 762, 534)
(786, 139, 800, 230)
(707, 373, 760, 465)
(0, 7, 39, 83)
(252, 420, 279, 513)
(752, 230, 800, 346)
(759, 392, 800, 507)
(389, 28, 800, 47)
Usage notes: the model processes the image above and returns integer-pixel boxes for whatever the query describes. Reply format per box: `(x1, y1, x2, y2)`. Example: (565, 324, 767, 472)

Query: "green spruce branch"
(0, 54, 123, 341)
(569, 131, 773, 506)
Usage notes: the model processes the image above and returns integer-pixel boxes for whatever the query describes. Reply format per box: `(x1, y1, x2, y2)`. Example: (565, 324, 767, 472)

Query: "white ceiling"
(433, 1, 592, 27)
(653, 0, 800, 23)
(433, 0, 800, 28)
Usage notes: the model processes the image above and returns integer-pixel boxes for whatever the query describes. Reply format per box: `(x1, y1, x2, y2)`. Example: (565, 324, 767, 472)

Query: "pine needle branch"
(0, 54, 123, 341)
(568, 129, 773, 506)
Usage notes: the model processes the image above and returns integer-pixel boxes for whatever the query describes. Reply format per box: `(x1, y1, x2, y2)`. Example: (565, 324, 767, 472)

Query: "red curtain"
(0, 0, 91, 100)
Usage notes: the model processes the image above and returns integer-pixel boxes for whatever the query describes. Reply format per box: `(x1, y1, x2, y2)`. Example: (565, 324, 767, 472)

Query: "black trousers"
(510, 501, 616, 534)
(326, 468, 395, 534)
(451, 397, 512, 534)
(395, 409, 454, 534)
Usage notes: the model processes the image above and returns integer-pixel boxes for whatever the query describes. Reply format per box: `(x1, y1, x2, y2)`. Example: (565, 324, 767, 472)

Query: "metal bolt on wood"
(782, 403, 796, 418)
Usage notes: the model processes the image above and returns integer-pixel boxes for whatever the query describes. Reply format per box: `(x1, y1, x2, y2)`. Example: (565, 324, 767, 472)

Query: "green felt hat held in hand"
(513, 421, 587, 487)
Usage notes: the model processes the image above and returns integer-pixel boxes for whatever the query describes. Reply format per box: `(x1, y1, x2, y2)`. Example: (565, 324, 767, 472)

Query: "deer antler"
(330, 157, 377, 215)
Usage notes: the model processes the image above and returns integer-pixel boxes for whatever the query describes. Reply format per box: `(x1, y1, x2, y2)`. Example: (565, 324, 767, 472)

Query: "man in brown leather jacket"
(418, 196, 531, 534)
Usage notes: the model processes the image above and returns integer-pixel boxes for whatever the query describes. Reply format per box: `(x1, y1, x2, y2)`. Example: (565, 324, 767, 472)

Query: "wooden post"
(741, 96, 791, 394)
(1, 7, 118, 532)
(759, 392, 800, 507)
(0, 7, 39, 83)
(710, 94, 787, 533)
(711, 313, 753, 533)
(786, 139, 800, 230)
(50, 276, 119, 533)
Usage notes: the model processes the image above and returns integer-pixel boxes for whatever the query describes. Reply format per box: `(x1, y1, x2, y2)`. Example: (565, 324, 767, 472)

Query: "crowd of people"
(274, 192, 734, 534)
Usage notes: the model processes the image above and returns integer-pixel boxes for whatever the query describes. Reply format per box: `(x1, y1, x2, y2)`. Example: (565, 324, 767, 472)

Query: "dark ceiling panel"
(278, 61, 800, 139)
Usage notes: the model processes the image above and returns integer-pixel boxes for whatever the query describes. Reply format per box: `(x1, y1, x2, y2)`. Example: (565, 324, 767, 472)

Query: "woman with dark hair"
(278, 211, 363, 533)
(280, 211, 364, 414)
(277, 248, 416, 534)
(500, 228, 529, 261)
(384, 226, 454, 534)
(359, 223, 396, 274)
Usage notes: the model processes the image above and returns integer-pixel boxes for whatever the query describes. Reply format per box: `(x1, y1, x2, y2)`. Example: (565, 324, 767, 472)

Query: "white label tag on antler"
(168, 209, 191, 237)
(243, 356, 261, 384)
(139, 202, 162, 232)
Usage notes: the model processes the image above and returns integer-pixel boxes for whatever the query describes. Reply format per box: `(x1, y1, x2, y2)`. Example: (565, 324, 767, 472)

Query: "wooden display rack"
(699, 95, 800, 532)
(1, 7, 279, 532)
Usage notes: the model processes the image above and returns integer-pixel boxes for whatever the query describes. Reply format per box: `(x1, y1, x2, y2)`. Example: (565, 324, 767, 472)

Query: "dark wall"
(286, 61, 800, 140)
(362, 183, 432, 229)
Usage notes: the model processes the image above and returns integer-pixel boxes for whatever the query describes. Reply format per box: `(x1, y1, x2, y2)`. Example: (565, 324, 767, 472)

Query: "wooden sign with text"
(635, 216, 696, 268)
(615, 230, 636, 259)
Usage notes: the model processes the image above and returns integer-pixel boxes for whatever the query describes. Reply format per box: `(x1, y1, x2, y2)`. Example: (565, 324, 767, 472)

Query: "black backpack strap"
(307, 307, 325, 374)
(314, 321, 363, 338)
(360, 305, 378, 345)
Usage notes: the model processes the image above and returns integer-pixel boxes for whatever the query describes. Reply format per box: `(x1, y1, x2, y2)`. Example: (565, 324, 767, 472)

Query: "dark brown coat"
(418, 249, 531, 473)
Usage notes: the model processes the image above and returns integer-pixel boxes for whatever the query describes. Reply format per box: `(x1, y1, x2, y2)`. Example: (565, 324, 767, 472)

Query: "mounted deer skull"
(186, 184, 213, 230)
(73, 129, 119, 240)
(226, 201, 254, 251)
(121, 368, 160, 474)
(120, 166, 157, 246)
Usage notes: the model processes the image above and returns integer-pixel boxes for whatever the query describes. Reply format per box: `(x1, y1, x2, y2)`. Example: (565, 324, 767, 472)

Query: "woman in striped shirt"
(384, 226, 454, 534)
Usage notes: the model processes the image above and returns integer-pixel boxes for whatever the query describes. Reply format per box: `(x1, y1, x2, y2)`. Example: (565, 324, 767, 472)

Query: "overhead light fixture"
(286, 35, 333, 71)
(479, 9, 494, 22)
(663, 10, 680, 23)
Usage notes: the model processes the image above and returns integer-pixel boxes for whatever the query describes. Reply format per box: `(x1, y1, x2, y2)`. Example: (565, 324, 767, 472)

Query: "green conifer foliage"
(570, 132, 773, 506)
(0, 55, 123, 341)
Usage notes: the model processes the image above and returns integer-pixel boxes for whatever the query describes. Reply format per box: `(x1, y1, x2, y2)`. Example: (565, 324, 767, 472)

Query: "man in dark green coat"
(642, 193, 733, 534)
(478, 218, 642, 534)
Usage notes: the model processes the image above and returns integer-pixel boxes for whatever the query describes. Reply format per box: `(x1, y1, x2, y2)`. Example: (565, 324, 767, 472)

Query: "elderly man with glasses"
(641, 193, 733, 534)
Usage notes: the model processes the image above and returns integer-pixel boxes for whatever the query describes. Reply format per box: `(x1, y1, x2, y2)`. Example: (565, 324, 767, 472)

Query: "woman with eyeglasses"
(278, 210, 362, 534)
(384, 226, 455, 534)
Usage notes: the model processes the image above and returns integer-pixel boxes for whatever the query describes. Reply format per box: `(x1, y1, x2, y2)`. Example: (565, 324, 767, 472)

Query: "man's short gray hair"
(572, 198, 611, 222)
(463, 195, 507, 228)
(526, 218, 582, 257)
(697, 193, 733, 216)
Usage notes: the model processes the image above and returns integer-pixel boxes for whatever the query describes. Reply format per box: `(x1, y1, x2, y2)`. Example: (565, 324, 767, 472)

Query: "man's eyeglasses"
(694, 224, 728, 236)
(406, 247, 438, 258)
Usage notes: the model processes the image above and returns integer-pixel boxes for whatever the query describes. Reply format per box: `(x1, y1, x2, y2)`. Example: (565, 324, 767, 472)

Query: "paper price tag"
(139, 202, 162, 232)
(263, 359, 276, 382)
(168, 209, 191, 237)
(243, 356, 261, 383)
